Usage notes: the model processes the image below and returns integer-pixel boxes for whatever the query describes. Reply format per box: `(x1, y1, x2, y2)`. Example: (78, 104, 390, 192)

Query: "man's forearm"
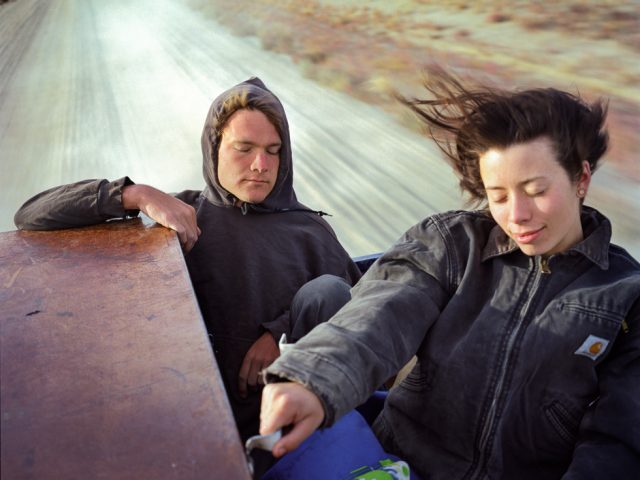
(14, 177, 136, 230)
(122, 183, 152, 211)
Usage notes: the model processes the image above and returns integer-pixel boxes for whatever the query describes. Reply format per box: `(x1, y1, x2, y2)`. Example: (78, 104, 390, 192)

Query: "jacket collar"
(481, 206, 612, 270)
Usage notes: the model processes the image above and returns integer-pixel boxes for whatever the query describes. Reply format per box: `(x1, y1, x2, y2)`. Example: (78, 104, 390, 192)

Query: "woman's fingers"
(260, 383, 325, 457)
(271, 415, 321, 457)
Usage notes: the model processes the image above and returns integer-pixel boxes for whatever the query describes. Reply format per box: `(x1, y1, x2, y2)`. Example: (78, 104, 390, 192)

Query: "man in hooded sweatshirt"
(14, 78, 362, 446)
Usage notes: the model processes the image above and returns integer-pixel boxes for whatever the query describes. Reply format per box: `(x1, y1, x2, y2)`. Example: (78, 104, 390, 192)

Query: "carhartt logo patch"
(575, 335, 609, 361)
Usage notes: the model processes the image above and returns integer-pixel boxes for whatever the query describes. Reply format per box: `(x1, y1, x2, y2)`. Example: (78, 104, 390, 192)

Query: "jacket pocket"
(543, 400, 581, 447)
(558, 301, 623, 327)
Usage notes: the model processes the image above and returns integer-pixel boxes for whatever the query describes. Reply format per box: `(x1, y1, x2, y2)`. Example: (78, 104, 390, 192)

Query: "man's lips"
(243, 178, 269, 184)
(512, 227, 544, 244)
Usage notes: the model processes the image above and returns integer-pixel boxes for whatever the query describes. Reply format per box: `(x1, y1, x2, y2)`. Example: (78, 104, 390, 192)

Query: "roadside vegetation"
(173, 1, 637, 179)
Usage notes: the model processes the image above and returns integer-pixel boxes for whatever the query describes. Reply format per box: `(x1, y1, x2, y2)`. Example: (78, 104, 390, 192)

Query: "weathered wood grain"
(0, 220, 251, 479)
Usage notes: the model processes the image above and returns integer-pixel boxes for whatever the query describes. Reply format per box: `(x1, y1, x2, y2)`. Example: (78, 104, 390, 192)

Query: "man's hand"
(238, 332, 279, 398)
(123, 184, 201, 252)
(260, 382, 324, 458)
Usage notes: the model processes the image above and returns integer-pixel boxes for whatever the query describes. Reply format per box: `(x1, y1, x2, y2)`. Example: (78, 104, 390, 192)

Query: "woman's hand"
(260, 382, 325, 457)
(123, 184, 201, 252)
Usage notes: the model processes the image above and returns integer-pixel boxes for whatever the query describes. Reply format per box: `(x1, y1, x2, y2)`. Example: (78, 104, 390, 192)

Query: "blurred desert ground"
(0, 0, 638, 257)
(189, 0, 639, 181)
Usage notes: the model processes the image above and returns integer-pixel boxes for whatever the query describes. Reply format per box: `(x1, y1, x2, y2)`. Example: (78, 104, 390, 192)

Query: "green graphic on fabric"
(346, 458, 411, 480)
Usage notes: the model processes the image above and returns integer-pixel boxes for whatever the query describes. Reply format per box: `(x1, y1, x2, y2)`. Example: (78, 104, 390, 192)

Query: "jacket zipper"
(469, 256, 551, 479)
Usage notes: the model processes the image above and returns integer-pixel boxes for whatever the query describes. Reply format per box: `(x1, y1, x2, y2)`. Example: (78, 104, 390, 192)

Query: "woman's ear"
(577, 160, 592, 198)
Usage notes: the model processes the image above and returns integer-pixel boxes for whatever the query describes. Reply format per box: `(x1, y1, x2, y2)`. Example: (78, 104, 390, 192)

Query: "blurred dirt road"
(1, 0, 638, 258)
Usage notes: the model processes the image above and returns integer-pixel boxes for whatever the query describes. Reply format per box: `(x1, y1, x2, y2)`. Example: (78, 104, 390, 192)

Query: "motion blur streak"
(1, 0, 637, 258)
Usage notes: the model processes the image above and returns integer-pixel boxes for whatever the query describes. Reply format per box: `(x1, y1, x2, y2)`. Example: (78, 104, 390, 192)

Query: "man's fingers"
(139, 193, 200, 250)
(238, 379, 247, 398)
(241, 333, 279, 393)
(181, 228, 198, 253)
(169, 219, 200, 252)
(238, 357, 253, 398)
(175, 226, 188, 247)
(247, 360, 263, 389)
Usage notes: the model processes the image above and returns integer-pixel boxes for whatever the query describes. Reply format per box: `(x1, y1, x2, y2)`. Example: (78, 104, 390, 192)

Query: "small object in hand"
(279, 333, 293, 354)
(245, 430, 282, 477)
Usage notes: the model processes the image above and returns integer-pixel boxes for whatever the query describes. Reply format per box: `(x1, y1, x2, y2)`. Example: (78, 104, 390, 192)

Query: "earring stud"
(577, 188, 586, 197)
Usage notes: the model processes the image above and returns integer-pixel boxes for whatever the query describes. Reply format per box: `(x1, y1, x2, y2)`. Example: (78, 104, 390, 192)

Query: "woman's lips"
(513, 227, 544, 244)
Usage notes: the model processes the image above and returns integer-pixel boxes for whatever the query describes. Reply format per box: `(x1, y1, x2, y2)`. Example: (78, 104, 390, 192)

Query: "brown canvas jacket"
(265, 207, 640, 479)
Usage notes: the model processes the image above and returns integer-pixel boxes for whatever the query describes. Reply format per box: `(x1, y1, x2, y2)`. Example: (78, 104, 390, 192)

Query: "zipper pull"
(540, 257, 551, 274)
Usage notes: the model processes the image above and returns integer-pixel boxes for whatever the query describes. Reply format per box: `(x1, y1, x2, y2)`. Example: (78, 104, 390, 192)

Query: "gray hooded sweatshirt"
(14, 78, 361, 440)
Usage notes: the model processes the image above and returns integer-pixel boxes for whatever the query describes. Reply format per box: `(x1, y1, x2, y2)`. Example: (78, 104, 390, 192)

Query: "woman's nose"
(509, 195, 532, 224)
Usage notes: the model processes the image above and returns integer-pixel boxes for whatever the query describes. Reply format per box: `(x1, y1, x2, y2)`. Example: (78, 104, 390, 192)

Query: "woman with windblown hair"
(258, 68, 640, 479)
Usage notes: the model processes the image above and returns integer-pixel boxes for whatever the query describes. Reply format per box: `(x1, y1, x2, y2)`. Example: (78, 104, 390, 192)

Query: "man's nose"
(251, 151, 270, 172)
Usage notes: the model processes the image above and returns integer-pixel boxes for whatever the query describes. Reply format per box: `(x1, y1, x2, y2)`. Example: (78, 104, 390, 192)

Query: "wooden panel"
(0, 220, 251, 480)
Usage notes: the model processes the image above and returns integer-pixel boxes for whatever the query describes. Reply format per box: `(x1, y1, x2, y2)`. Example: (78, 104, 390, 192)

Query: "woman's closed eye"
(526, 188, 547, 197)
(487, 193, 507, 204)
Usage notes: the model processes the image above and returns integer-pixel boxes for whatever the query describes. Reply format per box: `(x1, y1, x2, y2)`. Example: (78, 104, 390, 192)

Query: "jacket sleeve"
(264, 217, 453, 426)
(261, 311, 289, 343)
(14, 177, 139, 230)
(343, 255, 363, 285)
(562, 298, 640, 479)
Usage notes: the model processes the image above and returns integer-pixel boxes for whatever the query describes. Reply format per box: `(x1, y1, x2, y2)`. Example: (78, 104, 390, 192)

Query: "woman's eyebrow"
(484, 176, 547, 190)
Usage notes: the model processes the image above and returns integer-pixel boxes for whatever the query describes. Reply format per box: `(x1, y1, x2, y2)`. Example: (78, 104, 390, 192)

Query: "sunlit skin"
(217, 109, 281, 205)
(479, 137, 591, 257)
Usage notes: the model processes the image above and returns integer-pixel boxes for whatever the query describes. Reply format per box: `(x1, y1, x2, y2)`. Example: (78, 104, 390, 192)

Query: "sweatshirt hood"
(200, 77, 300, 211)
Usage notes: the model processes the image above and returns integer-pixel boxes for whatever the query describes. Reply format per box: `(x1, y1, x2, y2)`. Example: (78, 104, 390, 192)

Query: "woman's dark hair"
(398, 67, 609, 206)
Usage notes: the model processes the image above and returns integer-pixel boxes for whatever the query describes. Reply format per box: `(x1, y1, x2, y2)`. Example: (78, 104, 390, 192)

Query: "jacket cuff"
(263, 368, 334, 430)
(98, 177, 139, 219)
(261, 311, 290, 343)
(264, 348, 362, 428)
